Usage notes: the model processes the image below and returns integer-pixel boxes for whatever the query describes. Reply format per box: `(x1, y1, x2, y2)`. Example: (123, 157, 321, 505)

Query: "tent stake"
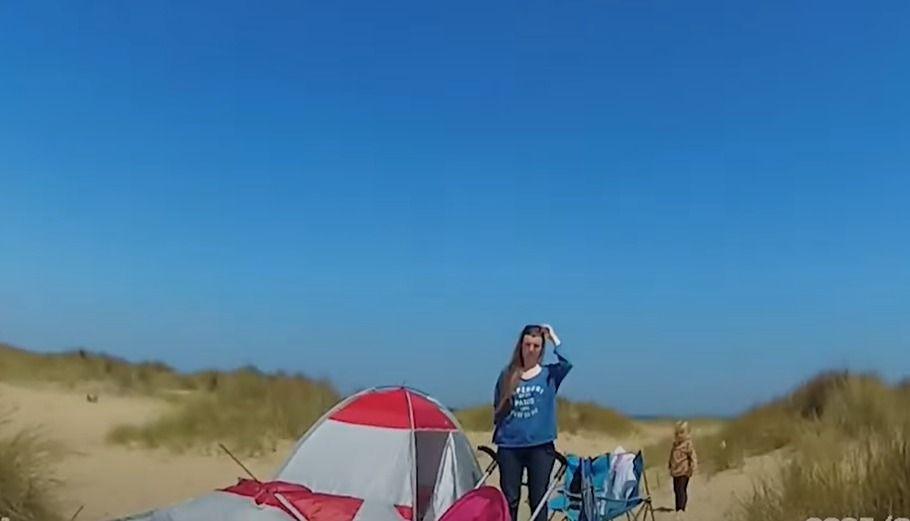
(69, 504, 84, 521)
(219, 443, 260, 482)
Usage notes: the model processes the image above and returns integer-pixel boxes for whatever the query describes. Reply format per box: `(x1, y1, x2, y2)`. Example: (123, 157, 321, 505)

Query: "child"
(668, 421, 697, 517)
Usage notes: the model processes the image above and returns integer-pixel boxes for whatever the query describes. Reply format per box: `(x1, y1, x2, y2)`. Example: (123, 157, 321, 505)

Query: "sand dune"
(0, 382, 775, 521)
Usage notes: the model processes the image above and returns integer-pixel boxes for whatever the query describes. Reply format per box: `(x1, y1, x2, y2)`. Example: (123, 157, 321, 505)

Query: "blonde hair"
(674, 420, 690, 440)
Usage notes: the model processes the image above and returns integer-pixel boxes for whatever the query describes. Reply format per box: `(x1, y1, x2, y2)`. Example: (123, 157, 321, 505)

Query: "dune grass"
(707, 371, 904, 474)
(3, 341, 636, 452)
(0, 342, 190, 396)
(455, 397, 637, 437)
(107, 366, 340, 455)
(692, 398, 800, 474)
(641, 370, 910, 479)
(729, 371, 910, 520)
(0, 342, 341, 455)
(638, 369, 910, 520)
(453, 405, 494, 431)
(735, 430, 910, 520)
(0, 411, 64, 521)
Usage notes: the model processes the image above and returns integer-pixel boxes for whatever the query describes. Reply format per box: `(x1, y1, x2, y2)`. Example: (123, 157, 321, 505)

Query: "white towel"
(609, 447, 636, 499)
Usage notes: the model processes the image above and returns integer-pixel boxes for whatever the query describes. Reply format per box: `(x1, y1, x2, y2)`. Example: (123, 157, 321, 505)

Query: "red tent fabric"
(329, 388, 456, 430)
(435, 487, 509, 521)
(222, 478, 422, 521)
(222, 479, 367, 521)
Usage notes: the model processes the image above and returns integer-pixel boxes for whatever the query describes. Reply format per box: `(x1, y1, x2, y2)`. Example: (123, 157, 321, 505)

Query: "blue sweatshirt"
(492, 348, 572, 448)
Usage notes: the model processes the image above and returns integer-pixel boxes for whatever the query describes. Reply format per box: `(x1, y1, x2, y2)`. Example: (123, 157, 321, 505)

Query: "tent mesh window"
(415, 431, 449, 520)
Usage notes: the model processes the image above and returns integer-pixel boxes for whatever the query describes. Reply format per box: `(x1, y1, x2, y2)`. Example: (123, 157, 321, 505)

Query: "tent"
(112, 386, 485, 521)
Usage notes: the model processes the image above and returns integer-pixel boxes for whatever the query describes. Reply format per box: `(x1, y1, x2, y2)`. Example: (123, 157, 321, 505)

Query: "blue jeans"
(498, 442, 556, 521)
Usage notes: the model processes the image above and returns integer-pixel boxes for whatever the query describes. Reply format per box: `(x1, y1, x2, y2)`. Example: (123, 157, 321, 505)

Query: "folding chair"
(546, 451, 655, 521)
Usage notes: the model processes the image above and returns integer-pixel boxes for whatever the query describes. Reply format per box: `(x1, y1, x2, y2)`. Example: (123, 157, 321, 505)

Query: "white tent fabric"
(277, 420, 415, 506)
(425, 431, 484, 521)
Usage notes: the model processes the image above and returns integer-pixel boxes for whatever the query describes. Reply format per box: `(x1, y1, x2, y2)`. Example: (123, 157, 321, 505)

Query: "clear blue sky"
(1, 1, 908, 417)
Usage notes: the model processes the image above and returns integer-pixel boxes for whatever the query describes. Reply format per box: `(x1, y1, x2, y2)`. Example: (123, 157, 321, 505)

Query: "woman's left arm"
(541, 324, 572, 388)
(546, 344, 573, 389)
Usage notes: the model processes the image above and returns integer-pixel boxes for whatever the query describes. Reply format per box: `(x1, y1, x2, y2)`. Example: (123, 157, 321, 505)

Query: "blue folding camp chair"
(546, 451, 655, 521)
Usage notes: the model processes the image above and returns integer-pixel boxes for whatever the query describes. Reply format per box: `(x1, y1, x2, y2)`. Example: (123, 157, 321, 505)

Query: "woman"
(492, 323, 572, 521)
(668, 421, 697, 517)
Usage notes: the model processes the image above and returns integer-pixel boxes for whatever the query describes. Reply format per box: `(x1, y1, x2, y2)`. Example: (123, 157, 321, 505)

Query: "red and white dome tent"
(111, 386, 488, 521)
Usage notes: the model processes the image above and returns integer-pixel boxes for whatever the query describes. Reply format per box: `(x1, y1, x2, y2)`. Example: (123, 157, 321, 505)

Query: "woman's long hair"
(493, 325, 545, 423)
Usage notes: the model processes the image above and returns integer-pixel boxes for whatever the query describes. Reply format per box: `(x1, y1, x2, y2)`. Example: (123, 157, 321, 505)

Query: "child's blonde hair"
(674, 420, 690, 440)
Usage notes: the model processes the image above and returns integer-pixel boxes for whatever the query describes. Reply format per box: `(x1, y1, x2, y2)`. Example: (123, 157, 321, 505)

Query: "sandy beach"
(0, 381, 780, 521)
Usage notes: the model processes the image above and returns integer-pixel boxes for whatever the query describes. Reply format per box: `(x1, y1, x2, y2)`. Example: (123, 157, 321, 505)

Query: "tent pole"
(405, 390, 418, 521)
(275, 492, 310, 521)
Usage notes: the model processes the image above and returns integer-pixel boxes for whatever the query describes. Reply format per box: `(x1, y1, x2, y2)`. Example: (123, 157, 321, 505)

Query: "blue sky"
(1, 1, 908, 416)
